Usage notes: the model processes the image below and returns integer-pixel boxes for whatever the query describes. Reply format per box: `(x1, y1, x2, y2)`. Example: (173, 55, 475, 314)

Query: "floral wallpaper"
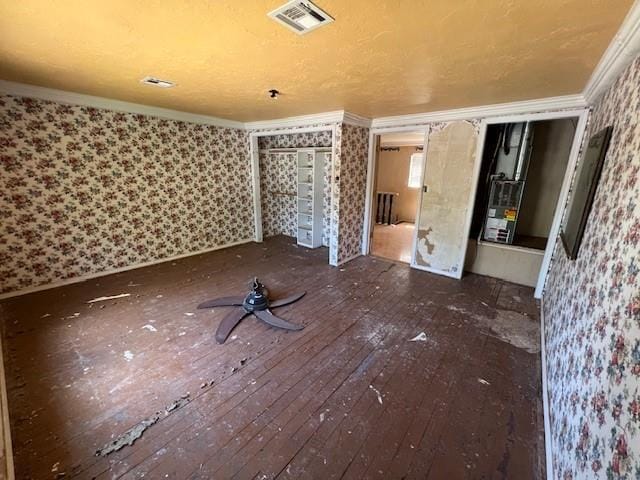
(543, 56, 640, 479)
(257, 130, 332, 149)
(250, 124, 346, 265)
(259, 152, 297, 238)
(258, 132, 333, 246)
(328, 124, 342, 266)
(334, 124, 369, 264)
(321, 151, 332, 247)
(0, 95, 254, 294)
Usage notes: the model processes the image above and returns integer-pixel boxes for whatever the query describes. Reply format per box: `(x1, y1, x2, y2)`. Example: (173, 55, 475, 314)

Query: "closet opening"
(368, 131, 424, 263)
(256, 131, 333, 262)
(465, 117, 578, 287)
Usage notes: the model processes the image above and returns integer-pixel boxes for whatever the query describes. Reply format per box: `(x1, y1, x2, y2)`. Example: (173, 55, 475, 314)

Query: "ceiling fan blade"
(269, 291, 306, 308)
(197, 296, 245, 309)
(254, 309, 304, 331)
(215, 307, 250, 344)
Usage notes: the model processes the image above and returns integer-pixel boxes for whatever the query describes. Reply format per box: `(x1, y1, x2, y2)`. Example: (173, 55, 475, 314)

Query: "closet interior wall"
(258, 131, 333, 246)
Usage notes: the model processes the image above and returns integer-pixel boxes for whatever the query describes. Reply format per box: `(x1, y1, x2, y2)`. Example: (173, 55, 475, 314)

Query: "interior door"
(411, 121, 479, 278)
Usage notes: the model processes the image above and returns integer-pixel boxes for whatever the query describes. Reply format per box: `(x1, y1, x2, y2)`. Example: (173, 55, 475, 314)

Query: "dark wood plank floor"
(1, 236, 544, 479)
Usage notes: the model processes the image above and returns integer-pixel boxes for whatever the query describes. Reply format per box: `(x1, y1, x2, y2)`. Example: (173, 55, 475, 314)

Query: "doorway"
(465, 115, 584, 293)
(368, 131, 424, 263)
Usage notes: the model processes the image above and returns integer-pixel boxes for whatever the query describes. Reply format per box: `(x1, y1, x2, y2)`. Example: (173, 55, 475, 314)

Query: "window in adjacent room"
(408, 153, 423, 188)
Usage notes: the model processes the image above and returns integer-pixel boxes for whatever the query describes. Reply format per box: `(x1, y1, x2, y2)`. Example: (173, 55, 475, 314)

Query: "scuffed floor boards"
(0, 330, 15, 479)
(1, 235, 544, 479)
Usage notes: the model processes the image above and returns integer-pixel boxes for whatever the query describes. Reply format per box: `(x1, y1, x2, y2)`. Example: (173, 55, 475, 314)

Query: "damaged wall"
(414, 121, 478, 275)
(0, 95, 254, 294)
(543, 56, 640, 478)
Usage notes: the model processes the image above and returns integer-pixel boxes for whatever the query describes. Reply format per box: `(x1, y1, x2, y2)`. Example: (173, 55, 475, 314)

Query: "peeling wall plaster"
(415, 121, 478, 274)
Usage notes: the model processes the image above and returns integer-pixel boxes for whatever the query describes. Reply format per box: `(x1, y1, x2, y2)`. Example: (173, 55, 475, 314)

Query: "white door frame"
(360, 108, 589, 298)
(464, 108, 589, 298)
(248, 125, 337, 253)
(361, 126, 429, 257)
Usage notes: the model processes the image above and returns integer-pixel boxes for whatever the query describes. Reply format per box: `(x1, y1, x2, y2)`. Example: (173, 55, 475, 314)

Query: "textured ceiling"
(0, 0, 632, 122)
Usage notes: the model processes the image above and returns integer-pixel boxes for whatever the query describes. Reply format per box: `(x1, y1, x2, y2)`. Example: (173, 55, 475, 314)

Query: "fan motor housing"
(243, 291, 268, 312)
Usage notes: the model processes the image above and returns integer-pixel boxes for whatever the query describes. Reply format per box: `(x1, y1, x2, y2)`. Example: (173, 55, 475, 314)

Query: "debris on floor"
(409, 332, 428, 342)
(123, 351, 134, 361)
(488, 310, 540, 354)
(445, 305, 540, 353)
(95, 394, 191, 456)
(369, 385, 383, 405)
(478, 378, 491, 385)
(141, 324, 157, 332)
(87, 293, 131, 303)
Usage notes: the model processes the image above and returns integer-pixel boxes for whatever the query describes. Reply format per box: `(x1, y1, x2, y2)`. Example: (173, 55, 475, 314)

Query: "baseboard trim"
(540, 296, 553, 480)
(336, 252, 362, 266)
(0, 239, 254, 301)
(0, 332, 14, 480)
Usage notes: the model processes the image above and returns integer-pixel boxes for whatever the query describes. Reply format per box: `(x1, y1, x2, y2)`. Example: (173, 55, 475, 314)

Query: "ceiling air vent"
(140, 76, 175, 88)
(268, 0, 334, 35)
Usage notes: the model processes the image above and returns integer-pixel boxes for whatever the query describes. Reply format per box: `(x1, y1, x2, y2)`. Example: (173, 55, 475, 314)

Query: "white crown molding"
(244, 110, 346, 130)
(0, 80, 245, 129)
(244, 110, 373, 130)
(370, 94, 587, 129)
(583, 0, 640, 104)
(4, 0, 638, 138)
(0, 79, 591, 134)
(343, 111, 372, 128)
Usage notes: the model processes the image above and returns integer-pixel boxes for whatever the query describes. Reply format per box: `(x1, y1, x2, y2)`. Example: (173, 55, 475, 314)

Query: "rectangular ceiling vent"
(140, 76, 175, 88)
(268, 1, 334, 35)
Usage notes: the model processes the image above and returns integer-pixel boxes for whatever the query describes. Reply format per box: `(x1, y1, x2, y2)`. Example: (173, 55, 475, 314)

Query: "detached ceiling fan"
(197, 278, 306, 344)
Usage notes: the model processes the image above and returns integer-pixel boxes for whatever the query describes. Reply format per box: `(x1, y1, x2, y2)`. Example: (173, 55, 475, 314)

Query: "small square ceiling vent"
(268, 0, 334, 35)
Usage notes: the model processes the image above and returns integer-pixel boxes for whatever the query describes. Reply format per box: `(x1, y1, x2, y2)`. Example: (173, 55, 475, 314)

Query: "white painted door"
(411, 121, 479, 278)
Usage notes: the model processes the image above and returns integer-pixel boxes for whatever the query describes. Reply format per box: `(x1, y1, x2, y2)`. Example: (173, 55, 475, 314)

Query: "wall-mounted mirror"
(560, 126, 613, 260)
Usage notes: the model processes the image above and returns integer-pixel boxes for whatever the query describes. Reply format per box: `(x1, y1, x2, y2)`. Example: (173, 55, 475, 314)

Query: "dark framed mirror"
(560, 126, 613, 260)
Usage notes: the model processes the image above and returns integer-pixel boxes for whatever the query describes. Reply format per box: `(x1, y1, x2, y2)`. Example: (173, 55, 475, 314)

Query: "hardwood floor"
(0, 236, 544, 479)
(370, 223, 415, 264)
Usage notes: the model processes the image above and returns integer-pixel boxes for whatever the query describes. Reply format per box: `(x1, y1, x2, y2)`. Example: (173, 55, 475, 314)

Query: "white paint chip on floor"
(369, 385, 383, 404)
(87, 293, 131, 303)
(409, 332, 428, 342)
